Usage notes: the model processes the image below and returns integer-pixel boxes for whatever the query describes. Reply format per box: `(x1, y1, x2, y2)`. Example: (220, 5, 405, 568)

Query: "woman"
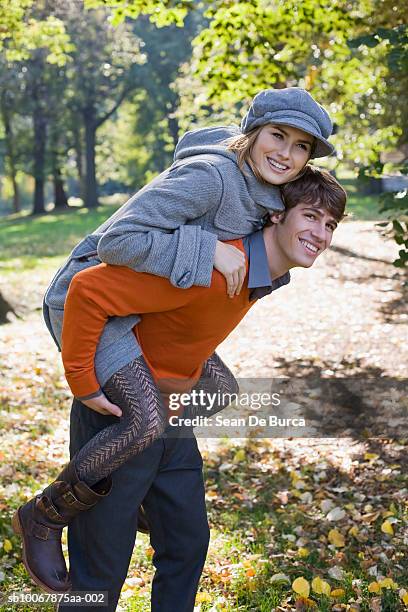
(13, 87, 335, 594)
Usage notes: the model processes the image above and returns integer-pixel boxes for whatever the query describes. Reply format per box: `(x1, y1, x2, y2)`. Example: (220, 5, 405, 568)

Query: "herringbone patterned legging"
(75, 353, 238, 486)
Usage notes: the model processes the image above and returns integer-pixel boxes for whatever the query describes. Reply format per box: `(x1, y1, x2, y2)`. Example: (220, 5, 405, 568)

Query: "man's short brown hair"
(281, 165, 347, 222)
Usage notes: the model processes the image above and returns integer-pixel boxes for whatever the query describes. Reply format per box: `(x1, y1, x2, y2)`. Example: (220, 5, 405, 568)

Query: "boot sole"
(12, 509, 71, 594)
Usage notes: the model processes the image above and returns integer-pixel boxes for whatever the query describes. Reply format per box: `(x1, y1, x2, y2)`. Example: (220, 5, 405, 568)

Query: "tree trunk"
(83, 109, 99, 209)
(53, 164, 69, 209)
(0, 94, 21, 214)
(73, 124, 86, 204)
(167, 97, 180, 149)
(0, 291, 17, 324)
(32, 107, 47, 215)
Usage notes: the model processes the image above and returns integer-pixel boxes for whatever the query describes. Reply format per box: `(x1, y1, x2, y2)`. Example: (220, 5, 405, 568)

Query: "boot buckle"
(37, 495, 64, 522)
(61, 490, 78, 505)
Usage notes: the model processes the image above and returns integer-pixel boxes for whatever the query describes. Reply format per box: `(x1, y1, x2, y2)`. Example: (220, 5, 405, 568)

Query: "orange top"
(62, 239, 256, 398)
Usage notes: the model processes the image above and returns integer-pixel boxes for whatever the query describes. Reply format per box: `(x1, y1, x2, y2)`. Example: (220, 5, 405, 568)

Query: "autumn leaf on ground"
(328, 528, 346, 547)
(311, 576, 331, 596)
(381, 520, 394, 535)
(292, 576, 310, 598)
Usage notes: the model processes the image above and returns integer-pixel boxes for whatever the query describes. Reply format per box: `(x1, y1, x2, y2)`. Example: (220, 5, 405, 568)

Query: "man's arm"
(61, 263, 192, 401)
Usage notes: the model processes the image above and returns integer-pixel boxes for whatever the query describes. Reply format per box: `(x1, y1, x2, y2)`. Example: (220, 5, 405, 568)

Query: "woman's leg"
(74, 352, 236, 486)
(75, 355, 167, 485)
(12, 355, 167, 594)
(185, 351, 239, 419)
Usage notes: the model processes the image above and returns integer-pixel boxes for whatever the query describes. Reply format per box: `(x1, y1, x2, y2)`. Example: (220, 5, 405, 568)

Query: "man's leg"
(143, 428, 210, 612)
(59, 399, 163, 612)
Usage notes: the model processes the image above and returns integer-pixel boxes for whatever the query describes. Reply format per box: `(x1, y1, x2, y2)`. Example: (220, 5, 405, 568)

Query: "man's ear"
(269, 211, 285, 225)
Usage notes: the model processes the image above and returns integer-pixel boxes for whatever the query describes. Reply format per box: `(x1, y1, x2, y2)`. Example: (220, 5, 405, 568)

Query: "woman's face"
(250, 124, 314, 185)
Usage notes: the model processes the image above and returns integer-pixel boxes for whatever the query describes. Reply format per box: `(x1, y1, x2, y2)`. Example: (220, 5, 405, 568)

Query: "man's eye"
(306, 213, 316, 220)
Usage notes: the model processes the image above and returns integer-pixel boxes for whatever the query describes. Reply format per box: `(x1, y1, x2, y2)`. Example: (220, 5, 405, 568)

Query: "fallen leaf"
(271, 573, 290, 583)
(369, 596, 382, 612)
(233, 449, 246, 463)
(378, 577, 398, 589)
(364, 453, 379, 461)
(328, 529, 345, 547)
(328, 566, 345, 580)
(195, 592, 212, 603)
(321, 499, 334, 513)
(292, 576, 310, 598)
(327, 507, 346, 522)
(311, 576, 331, 596)
(3, 539, 12, 552)
(330, 588, 346, 598)
(381, 520, 394, 535)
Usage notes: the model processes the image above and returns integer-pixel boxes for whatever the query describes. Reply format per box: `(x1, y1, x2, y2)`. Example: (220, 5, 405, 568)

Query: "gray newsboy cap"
(240, 87, 335, 158)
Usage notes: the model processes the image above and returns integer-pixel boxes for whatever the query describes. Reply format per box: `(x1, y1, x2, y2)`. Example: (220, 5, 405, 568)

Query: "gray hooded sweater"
(44, 125, 284, 392)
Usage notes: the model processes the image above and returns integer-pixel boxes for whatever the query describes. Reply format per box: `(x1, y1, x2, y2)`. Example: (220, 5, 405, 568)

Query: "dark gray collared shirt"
(243, 230, 291, 301)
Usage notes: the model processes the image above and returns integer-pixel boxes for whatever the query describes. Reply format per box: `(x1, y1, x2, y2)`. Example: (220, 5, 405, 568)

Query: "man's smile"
(298, 237, 320, 254)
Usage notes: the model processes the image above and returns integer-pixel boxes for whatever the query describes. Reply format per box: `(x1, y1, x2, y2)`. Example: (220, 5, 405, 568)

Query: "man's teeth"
(300, 239, 318, 253)
(268, 158, 288, 171)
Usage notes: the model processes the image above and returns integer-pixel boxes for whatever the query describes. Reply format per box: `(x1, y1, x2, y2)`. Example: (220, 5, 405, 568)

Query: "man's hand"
(82, 392, 122, 417)
(214, 241, 246, 298)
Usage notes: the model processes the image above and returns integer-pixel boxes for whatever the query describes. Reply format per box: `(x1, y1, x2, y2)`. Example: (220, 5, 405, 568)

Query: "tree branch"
(95, 83, 135, 128)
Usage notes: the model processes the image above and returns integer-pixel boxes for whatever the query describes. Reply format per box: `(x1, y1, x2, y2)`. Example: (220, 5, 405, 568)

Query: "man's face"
(250, 124, 314, 185)
(270, 203, 338, 268)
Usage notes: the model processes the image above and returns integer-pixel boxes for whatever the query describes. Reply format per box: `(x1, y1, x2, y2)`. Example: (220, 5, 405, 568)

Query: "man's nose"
(311, 223, 326, 241)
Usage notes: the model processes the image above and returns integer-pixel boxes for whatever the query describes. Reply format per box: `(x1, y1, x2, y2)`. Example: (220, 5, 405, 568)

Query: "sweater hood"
(174, 125, 241, 162)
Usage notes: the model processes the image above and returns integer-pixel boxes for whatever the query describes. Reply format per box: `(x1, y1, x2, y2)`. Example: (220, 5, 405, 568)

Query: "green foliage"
(378, 175, 408, 268)
(174, 0, 398, 166)
(84, 0, 194, 27)
(0, 0, 73, 64)
(349, 19, 408, 266)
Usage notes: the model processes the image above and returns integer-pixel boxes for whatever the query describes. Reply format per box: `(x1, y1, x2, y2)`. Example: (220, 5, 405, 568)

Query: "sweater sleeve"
(97, 161, 222, 289)
(61, 263, 193, 398)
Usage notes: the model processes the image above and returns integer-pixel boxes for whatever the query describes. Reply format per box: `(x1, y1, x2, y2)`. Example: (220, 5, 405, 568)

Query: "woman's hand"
(82, 392, 122, 417)
(214, 241, 247, 298)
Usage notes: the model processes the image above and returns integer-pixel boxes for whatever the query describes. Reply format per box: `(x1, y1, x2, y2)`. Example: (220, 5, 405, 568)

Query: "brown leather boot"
(12, 460, 111, 593)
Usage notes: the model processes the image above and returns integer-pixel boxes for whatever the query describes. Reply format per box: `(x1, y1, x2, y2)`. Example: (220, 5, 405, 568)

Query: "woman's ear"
(269, 211, 285, 225)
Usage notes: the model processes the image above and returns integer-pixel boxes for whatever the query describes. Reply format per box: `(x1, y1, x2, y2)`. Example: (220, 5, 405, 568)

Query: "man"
(18, 166, 346, 611)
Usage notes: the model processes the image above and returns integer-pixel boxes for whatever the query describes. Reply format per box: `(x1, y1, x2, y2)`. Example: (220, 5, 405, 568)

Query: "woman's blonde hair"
(225, 126, 265, 183)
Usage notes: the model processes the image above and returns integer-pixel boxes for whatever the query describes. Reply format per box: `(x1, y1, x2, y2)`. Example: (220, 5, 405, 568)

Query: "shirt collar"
(243, 230, 291, 300)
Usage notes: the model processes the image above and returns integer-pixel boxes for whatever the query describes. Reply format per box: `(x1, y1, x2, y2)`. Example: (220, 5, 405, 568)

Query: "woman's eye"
(272, 132, 283, 139)
(298, 143, 308, 151)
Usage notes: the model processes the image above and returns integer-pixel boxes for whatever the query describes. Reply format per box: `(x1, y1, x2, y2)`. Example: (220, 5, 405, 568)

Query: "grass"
(339, 177, 384, 221)
(0, 202, 122, 270)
